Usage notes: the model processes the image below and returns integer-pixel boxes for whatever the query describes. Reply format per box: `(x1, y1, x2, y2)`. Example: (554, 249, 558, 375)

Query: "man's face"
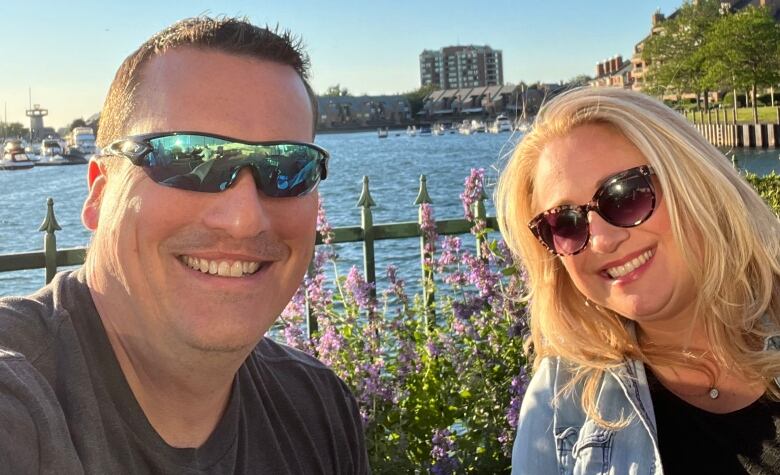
(84, 48, 317, 353)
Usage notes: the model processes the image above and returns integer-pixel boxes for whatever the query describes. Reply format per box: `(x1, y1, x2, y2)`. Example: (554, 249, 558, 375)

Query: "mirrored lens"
(142, 135, 324, 195)
(539, 208, 589, 255)
(598, 175, 654, 227)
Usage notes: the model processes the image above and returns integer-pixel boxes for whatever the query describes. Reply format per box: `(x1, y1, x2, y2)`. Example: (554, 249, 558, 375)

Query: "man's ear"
(82, 159, 108, 231)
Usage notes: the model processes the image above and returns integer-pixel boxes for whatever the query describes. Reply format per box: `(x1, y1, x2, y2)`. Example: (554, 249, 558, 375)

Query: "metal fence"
(0, 175, 498, 333)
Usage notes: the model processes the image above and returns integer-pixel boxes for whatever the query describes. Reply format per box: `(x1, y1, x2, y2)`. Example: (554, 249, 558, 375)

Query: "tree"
(69, 118, 87, 131)
(642, 0, 723, 107)
(704, 7, 780, 123)
(566, 74, 592, 88)
(404, 84, 436, 117)
(323, 84, 351, 97)
(0, 122, 29, 139)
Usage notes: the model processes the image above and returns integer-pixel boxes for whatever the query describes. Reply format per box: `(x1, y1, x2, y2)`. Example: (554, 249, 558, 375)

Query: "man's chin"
(182, 334, 259, 354)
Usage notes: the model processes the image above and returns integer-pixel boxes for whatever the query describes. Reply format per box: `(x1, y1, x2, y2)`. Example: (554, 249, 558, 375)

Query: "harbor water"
(0, 131, 778, 297)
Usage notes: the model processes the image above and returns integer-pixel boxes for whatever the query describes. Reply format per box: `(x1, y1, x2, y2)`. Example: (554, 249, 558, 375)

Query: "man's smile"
(179, 255, 265, 277)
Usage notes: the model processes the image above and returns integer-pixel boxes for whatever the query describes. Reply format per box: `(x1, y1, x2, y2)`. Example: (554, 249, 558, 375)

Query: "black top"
(647, 369, 780, 475)
(0, 269, 369, 474)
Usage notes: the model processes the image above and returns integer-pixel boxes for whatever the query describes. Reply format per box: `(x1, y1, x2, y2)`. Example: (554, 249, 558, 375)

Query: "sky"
(0, 0, 683, 128)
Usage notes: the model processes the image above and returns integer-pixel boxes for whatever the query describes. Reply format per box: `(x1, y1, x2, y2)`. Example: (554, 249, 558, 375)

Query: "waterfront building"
(419, 46, 504, 89)
(418, 84, 557, 122)
(316, 95, 412, 130)
(590, 55, 634, 89)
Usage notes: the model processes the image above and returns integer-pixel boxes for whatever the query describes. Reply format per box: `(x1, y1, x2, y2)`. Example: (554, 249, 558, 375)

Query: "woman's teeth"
(180, 255, 262, 277)
(606, 249, 654, 279)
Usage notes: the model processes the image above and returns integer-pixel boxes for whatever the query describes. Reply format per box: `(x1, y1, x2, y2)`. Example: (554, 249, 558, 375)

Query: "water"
(1, 132, 778, 297)
(0, 131, 520, 297)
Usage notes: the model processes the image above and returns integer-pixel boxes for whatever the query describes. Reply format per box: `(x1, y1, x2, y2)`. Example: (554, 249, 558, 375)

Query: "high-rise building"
(419, 45, 503, 89)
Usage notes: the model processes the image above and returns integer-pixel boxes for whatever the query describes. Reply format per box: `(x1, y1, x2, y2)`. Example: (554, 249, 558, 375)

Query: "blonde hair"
(496, 87, 780, 425)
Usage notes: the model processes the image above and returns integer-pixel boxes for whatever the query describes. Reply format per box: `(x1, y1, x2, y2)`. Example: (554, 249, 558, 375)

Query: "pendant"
(709, 388, 720, 399)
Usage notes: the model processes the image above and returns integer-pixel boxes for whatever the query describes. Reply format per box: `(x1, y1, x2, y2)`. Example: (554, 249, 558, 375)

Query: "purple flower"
(384, 265, 409, 307)
(344, 266, 376, 311)
(420, 203, 438, 263)
(316, 326, 344, 367)
(317, 199, 334, 245)
(452, 296, 485, 320)
(460, 168, 485, 223)
(430, 428, 459, 475)
(507, 368, 530, 430)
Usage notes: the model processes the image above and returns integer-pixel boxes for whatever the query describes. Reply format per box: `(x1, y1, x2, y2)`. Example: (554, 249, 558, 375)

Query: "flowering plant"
(278, 169, 529, 473)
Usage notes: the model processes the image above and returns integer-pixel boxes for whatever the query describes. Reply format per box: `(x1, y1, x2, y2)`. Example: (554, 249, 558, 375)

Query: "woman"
(496, 87, 780, 474)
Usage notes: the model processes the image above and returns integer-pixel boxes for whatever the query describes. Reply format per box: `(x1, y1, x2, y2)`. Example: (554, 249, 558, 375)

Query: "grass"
(683, 106, 780, 124)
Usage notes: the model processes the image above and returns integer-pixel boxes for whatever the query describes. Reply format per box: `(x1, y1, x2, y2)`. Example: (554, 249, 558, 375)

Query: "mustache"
(164, 228, 290, 260)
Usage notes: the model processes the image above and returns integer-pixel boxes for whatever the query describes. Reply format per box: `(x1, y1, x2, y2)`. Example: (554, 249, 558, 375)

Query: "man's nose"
(201, 168, 271, 238)
(587, 211, 630, 254)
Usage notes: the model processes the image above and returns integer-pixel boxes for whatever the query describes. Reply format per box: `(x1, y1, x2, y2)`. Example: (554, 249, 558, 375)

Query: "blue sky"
(0, 0, 682, 128)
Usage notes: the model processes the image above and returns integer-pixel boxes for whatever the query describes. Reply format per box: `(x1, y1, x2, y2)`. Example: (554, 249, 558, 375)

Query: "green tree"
(703, 7, 780, 123)
(641, 0, 723, 107)
(69, 118, 87, 131)
(323, 84, 351, 97)
(566, 74, 592, 88)
(0, 122, 29, 139)
(404, 84, 436, 117)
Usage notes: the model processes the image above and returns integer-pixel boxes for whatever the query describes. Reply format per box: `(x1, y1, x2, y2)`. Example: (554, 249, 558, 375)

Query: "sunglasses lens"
(140, 135, 325, 196)
(598, 174, 655, 227)
(538, 208, 589, 255)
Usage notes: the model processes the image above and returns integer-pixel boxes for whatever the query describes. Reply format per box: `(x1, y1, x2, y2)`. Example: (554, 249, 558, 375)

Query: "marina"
(1, 130, 778, 297)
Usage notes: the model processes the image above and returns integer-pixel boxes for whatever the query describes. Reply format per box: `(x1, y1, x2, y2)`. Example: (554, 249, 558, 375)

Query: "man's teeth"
(180, 255, 261, 277)
(606, 250, 654, 279)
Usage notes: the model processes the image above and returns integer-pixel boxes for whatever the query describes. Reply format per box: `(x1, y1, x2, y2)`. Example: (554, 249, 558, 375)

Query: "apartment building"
(419, 45, 504, 89)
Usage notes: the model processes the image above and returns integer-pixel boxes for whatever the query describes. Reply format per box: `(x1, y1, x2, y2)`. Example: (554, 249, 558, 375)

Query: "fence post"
(474, 184, 488, 261)
(415, 175, 435, 327)
(304, 256, 317, 338)
(38, 197, 61, 284)
(356, 176, 377, 296)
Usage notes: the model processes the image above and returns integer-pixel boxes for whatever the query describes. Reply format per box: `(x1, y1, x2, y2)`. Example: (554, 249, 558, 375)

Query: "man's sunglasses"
(528, 165, 656, 256)
(103, 132, 329, 196)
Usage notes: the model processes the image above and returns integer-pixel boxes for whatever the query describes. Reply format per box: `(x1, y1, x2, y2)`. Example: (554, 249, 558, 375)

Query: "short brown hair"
(97, 16, 318, 148)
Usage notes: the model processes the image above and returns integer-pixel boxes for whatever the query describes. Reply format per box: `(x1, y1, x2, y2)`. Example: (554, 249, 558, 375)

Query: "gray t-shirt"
(0, 269, 368, 474)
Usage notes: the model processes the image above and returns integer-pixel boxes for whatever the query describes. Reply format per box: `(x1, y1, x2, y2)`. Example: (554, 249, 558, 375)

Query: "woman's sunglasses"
(528, 165, 656, 256)
(103, 132, 329, 197)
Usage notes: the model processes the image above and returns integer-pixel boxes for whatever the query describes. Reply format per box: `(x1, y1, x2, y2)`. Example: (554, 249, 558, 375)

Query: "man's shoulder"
(0, 348, 82, 472)
(0, 271, 80, 360)
(248, 338, 353, 400)
(252, 337, 339, 374)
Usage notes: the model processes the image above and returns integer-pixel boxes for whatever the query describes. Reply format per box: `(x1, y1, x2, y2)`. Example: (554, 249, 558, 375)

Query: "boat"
(40, 138, 63, 158)
(489, 114, 513, 133)
(514, 121, 532, 133)
(70, 126, 97, 155)
(377, 127, 388, 139)
(470, 120, 486, 134)
(418, 125, 432, 136)
(458, 120, 472, 135)
(432, 123, 444, 136)
(1, 140, 35, 170)
(406, 125, 417, 137)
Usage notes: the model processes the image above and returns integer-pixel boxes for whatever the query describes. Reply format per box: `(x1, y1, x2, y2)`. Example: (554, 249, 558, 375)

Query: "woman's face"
(532, 123, 697, 325)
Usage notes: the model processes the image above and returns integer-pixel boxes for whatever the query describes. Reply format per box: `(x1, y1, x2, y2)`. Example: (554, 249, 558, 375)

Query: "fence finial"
(414, 175, 432, 205)
(356, 176, 376, 208)
(38, 197, 62, 233)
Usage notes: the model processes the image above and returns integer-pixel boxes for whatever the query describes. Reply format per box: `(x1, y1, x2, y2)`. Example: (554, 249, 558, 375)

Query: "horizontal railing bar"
(1, 216, 499, 274)
(0, 247, 87, 272)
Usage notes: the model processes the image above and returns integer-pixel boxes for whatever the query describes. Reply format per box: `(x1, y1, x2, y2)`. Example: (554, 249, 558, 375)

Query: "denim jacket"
(511, 335, 780, 475)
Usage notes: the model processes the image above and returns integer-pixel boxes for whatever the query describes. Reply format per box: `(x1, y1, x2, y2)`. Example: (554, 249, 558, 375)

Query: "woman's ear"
(82, 159, 107, 231)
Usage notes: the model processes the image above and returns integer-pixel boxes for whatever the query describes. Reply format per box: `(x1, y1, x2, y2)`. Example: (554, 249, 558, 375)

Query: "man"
(0, 17, 368, 474)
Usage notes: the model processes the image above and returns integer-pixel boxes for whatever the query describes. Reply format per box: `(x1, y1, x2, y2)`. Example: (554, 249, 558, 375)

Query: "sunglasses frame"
(528, 165, 656, 256)
(102, 131, 330, 195)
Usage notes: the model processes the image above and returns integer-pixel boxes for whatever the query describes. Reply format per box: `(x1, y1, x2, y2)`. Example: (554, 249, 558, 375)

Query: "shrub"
(277, 169, 529, 473)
